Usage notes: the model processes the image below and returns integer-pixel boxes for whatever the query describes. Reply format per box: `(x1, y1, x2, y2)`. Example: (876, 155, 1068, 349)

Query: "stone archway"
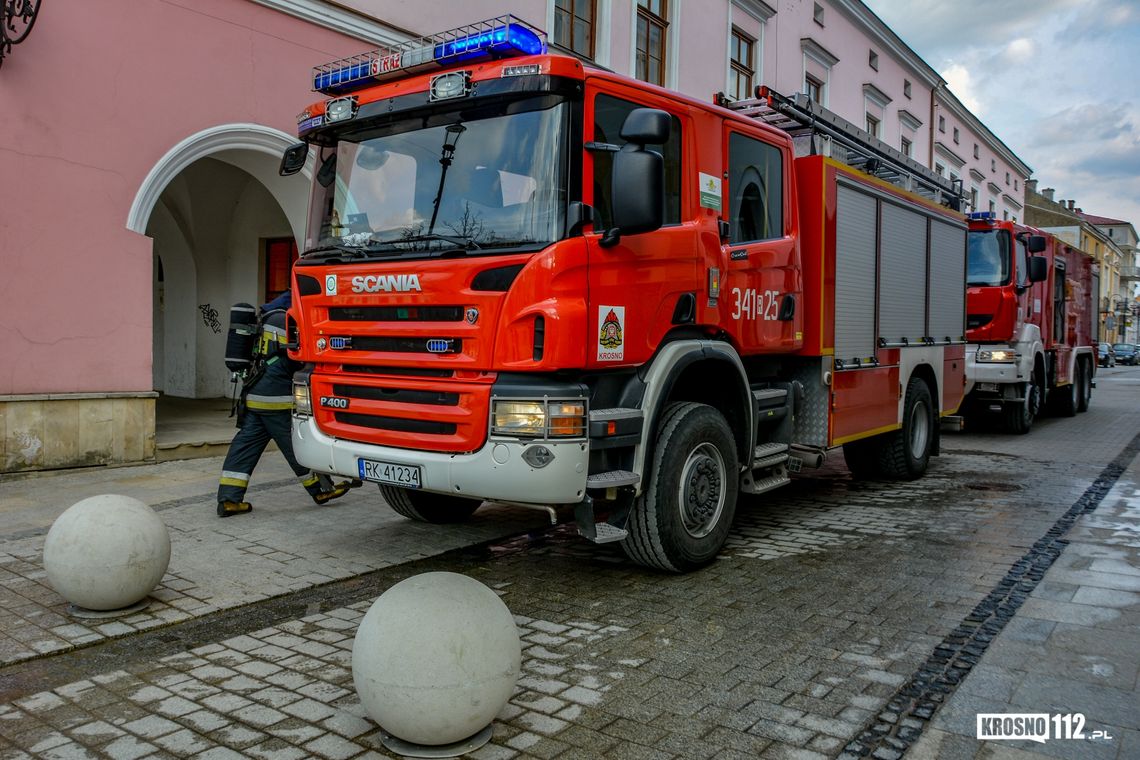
(129, 124, 314, 451)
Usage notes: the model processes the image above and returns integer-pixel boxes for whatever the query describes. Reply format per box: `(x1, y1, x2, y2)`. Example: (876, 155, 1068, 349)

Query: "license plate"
(358, 459, 422, 488)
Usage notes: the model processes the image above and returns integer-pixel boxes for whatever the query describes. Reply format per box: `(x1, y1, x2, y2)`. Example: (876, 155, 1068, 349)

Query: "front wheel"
(622, 402, 739, 573)
(1003, 377, 1040, 434)
(878, 377, 935, 480)
(379, 486, 481, 523)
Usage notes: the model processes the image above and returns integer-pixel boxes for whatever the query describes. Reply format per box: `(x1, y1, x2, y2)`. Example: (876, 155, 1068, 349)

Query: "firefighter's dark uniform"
(217, 302, 356, 517)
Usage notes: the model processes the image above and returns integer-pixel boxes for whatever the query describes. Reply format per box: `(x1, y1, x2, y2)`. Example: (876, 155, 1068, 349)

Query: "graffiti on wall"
(198, 304, 222, 334)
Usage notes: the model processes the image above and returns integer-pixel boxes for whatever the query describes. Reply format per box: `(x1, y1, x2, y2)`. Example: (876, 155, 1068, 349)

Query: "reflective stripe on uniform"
(300, 473, 320, 487)
(220, 470, 251, 487)
(245, 394, 293, 410)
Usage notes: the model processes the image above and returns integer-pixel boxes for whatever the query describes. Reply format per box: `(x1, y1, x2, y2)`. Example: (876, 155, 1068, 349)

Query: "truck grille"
(329, 306, 464, 322)
(347, 337, 463, 354)
(312, 373, 490, 453)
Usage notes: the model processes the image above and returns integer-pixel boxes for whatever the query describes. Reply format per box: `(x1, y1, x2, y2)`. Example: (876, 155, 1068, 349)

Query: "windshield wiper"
(303, 243, 372, 260)
(381, 233, 481, 250)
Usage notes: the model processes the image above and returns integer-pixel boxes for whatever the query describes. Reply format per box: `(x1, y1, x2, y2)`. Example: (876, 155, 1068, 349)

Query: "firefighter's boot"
(217, 500, 253, 518)
(312, 479, 361, 505)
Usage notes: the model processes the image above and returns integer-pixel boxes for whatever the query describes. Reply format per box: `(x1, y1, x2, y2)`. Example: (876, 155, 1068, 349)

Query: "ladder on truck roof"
(717, 86, 965, 210)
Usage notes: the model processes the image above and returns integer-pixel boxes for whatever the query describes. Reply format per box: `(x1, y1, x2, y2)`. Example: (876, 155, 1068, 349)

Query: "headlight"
(977, 349, 1017, 363)
(492, 399, 587, 438)
(293, 379, 312, 416)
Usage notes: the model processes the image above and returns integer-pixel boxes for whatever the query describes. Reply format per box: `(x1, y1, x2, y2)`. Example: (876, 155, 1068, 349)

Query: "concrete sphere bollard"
(43, 494, 171, 611)
(352, 572, 521, 747)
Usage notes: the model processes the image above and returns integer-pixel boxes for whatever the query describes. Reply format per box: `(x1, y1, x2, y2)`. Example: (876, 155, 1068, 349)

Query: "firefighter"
(217, 290, 360, 517)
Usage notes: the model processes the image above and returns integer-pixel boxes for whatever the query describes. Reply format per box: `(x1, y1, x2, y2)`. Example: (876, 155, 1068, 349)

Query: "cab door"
(720, 127, 801, 354)
(583, 83, 700, 369)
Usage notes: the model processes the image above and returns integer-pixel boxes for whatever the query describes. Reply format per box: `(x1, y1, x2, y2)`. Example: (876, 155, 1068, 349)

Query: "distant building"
(1024, 182, 1134, 343)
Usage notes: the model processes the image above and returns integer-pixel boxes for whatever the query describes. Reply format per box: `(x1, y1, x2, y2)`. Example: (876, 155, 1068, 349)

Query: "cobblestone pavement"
(0, 367, 1138, 759)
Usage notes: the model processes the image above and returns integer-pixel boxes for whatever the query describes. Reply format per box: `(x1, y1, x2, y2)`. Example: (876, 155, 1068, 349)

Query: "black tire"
(1003, 377, 1040, 434)
(622, 402, 739, 573)
(878, 377, 935, 480)
(842, 439, 882, 479)
(1052, 374, 1078, 417)
(379, 485, 481, 523)
(1076, 359, 1092, 413)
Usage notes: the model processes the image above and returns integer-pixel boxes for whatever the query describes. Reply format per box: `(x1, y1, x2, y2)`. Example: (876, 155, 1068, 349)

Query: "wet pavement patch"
(840, 430, 1140, 760)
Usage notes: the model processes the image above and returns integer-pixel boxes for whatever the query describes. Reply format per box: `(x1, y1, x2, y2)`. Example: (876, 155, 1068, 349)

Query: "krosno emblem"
(465, 307, 479, 324)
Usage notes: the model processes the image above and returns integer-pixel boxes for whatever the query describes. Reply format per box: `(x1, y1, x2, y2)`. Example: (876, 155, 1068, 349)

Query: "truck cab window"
(728, 132, 783, 243)
(592, 94, 682, 230)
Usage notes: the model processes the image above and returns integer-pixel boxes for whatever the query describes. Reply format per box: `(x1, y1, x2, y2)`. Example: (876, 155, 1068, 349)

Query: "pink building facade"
(0, 0, 1030, 472)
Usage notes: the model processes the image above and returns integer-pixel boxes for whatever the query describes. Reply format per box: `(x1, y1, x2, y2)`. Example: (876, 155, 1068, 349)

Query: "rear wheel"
(622, 402, 739, 573)
(379, 486, 481, 523)
(1076, 359, 1092, 413)
(1052, 373, 1078, 417)
(878, 377, 934, 480)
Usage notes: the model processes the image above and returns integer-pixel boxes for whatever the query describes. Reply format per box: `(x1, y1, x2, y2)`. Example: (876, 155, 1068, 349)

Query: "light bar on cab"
(968, 211, 997, 221)
(312, 15, 546, 95)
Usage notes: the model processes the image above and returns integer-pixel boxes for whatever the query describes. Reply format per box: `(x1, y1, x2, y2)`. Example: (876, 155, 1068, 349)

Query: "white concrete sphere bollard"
(352, 571, 521, 746)
(43, 494, 171, 611)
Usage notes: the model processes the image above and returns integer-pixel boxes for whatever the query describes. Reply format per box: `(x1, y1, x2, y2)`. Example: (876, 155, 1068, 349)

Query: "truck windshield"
(967, 229, 1011, 287)
(303, 98, 568, 257)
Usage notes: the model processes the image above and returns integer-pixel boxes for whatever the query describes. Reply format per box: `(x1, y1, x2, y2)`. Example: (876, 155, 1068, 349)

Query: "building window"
(868, 49, 878, 70)
(1005, 171, 1010, 185)
(971, 186, 979, 210)
(973, 143, 979, 159)
(729, 26, 755, 101)
(813, 2, 824, 25)
(1003, 210, 1010, 220)
(805, 74, 823, 104)
(265, 238, 298, 302)
(554, 0, 595, 57)
(636, 0, 668, 86)
(991, 158, 996, 172)
(901, 136, 912, 157)
(953, 127, 959, 144)
(1014, 179, 1019, 191)
(866, 113, 880, 138)
(903, 79, 912, 99)
(989, 199, 996, 214)
(935, 162, 945, 177)
(938, 115, 946, 132)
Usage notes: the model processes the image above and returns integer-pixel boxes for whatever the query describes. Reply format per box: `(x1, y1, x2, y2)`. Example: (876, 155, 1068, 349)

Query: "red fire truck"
(282, 17, 968, 571)
(963, 215, 1096, 432)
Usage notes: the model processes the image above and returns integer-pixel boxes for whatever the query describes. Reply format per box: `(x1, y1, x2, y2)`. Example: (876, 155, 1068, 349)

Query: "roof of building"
(1078, 212, 1129, 226)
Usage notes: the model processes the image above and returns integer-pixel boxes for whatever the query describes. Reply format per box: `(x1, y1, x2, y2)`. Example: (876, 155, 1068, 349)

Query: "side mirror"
(600, 109, 668, 248)
(279, 142, 309, 176)
(1027, 234, 1047, 253)
(1028, 256, 1049, 283)
(620, 108, 670, 144)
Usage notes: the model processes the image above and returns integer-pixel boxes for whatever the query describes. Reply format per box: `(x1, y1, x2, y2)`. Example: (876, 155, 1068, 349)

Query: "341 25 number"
(731, 288, 780, 321)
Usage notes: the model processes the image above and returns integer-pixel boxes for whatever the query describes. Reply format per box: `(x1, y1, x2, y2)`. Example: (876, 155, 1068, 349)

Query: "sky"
(862, 0, 1140, 229)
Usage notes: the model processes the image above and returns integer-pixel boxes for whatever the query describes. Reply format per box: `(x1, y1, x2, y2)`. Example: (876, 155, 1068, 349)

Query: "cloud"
(942, 64, 983, 115)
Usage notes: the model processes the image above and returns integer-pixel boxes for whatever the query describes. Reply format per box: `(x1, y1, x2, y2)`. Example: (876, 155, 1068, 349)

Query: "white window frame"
(801, 38, 838, 109)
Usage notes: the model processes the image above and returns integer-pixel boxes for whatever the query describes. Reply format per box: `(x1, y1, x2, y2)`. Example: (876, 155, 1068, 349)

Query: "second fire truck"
(963, 215, 1096, 432)
(282, 17, 969, 571)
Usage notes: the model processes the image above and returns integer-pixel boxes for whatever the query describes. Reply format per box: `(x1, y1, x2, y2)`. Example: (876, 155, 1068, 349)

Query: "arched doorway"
(128, 124, 313, 452)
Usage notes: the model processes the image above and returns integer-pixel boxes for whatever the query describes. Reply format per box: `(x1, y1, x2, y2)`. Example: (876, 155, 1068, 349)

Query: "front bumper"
(292, 416, 588, 505)
(964, 344, 1023, 397)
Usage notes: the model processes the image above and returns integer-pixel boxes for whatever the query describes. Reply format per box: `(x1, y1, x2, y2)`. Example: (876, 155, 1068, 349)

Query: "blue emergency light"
(312, 16, 545, 95)
(968, 211, 997, 221)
